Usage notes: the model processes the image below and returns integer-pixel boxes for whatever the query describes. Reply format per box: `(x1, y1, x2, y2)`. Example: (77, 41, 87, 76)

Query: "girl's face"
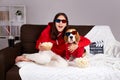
(55, 15, 67, 32)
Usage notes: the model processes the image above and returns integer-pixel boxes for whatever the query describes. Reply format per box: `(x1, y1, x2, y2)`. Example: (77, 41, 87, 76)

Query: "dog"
(22, 42, 68, 67)
(64, 27, 86, 61)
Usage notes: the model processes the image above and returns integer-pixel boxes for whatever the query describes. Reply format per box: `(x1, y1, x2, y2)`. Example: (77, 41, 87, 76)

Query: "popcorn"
(41, 42, 53, 50)
(74, 57, 89, 68)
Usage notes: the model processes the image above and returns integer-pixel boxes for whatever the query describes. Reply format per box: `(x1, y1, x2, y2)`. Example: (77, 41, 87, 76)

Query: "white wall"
(0, 0, 120, 41)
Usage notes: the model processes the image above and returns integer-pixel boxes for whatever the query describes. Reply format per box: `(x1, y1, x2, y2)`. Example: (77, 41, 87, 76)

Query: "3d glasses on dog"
(65, 31, 77, 37)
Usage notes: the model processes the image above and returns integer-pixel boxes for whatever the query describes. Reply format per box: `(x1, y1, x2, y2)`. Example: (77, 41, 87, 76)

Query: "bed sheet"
(16, 54, 120, 80)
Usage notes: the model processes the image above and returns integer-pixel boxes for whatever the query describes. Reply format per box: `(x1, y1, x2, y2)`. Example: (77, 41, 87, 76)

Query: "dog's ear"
(75, 32, 80, 43)
(64, 35, 68, 43)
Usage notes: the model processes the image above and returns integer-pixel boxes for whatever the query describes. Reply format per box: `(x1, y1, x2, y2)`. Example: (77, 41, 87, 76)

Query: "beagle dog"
(64, 28, 80, 44)
(64, 27, 86, 61)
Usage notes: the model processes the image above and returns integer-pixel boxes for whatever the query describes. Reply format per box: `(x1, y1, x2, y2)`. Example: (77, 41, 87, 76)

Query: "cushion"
(85, 25, 116, 55)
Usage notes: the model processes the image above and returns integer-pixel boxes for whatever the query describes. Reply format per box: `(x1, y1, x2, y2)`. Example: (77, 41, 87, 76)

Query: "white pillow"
(85, 25, 116, 55)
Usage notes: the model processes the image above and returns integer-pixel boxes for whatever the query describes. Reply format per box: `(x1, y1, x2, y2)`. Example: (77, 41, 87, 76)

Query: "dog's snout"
(70, 36, 73, 39)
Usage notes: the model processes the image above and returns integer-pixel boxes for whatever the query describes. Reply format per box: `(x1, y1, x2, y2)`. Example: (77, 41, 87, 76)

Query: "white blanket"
(16, 25, 120, 80)
(17, 53, 120, 80)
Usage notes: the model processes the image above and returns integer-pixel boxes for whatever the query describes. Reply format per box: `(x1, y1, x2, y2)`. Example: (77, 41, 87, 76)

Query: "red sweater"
(36, 23, 66, 57)
(65, 36, 91, 60)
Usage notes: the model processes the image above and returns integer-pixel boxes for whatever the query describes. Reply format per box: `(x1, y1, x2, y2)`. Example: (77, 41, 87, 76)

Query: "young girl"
(15, 12, 69, 62)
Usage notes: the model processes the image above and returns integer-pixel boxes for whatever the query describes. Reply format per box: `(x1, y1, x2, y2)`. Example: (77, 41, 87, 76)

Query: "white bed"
(16, 25, 120, 80)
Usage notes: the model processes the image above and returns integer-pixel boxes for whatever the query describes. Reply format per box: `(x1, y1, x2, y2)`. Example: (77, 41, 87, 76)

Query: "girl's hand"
(68, 44, 78, 53)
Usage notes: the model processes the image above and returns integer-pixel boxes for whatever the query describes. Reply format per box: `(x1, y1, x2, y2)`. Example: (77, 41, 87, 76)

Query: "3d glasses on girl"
(55, 19, 67, 23)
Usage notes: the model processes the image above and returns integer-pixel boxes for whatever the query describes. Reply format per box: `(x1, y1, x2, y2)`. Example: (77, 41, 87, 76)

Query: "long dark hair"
(50, 12, 69, 40)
